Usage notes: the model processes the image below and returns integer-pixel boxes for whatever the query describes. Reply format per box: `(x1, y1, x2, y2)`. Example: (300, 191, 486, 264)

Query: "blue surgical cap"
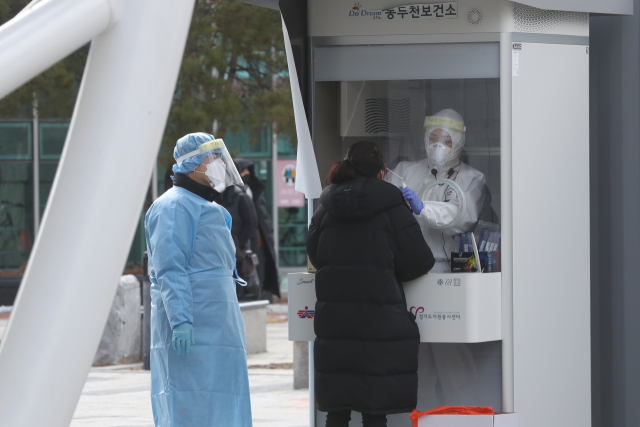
(172, 132, 215, 175)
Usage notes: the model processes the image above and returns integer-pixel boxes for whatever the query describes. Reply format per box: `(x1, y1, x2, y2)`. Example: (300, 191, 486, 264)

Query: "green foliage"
(0, 0, 295, 167)
(159, 0, 295, 169)
(0, 0, 89, 120)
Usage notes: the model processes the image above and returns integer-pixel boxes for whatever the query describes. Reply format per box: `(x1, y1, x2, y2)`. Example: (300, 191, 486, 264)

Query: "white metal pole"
(272, 127, 279, 267)
(0, 1, 195, 426)
(271, 46, 279, 269)
(500, 32, 515, 413)
(309, 339, 315, 427)
(32, 94, 39, 235)
(0, 0, 112, 100)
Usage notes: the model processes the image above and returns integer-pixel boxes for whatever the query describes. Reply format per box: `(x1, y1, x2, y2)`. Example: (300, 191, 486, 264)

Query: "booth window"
(0, 122, 34, 276)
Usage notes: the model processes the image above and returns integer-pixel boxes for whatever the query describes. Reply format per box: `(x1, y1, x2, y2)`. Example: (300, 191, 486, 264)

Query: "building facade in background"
(0, 1, 306, 304)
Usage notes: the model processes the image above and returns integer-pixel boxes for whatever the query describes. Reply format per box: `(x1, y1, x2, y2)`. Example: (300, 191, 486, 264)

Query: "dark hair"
(326, 141, 386, 185)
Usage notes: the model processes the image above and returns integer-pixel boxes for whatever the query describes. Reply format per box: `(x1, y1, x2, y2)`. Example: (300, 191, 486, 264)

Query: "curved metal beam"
(0, 1, 195, 426)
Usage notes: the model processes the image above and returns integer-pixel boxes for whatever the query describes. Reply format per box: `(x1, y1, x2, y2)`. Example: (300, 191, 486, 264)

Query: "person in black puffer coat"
(234, 159, 280, 301)
(307, 141, 435, 427)
(218, 184, 261, 301)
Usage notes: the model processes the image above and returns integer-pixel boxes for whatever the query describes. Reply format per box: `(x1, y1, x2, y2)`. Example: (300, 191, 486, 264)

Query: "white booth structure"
(285, 1, 632, 426)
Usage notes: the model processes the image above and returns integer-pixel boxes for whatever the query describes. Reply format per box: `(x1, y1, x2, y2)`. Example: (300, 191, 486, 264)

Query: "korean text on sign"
(383, 2, 457, 20)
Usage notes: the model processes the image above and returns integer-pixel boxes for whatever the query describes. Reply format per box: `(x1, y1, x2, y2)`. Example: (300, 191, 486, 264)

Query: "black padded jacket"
(306, 177, 435, 415)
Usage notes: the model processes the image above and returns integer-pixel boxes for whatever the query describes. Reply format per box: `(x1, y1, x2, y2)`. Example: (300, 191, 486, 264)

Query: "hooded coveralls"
(145, 177, 252, 427)
(393, 109, 499, 410)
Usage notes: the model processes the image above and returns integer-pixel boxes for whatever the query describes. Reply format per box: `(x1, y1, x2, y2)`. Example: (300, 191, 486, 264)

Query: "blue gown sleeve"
(147, 201, 197, 328)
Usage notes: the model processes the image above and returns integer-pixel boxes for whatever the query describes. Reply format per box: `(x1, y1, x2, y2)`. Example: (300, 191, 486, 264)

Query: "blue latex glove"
(172, 322, 195, 356)
(402, 187, 424, 215)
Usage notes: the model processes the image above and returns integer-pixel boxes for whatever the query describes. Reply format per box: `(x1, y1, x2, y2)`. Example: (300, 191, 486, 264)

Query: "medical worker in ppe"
(394, 108, 486, 272)
(145, 133, 252, 427)
(394, 109, 488, 408)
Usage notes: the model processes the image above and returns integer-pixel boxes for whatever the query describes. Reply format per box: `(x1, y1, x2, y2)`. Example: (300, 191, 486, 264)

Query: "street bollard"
(293, 341, 309, 389)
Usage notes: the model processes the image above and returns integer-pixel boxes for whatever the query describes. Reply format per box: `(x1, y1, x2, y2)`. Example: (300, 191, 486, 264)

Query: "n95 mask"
(427, 142, 452, 166)
(205, 159, 229, 192)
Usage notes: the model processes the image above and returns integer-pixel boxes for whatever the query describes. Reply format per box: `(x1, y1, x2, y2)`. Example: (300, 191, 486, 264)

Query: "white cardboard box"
(288, 272, 317, 341)
(403, 272, 502, 343)
(417, 413, 519, 427)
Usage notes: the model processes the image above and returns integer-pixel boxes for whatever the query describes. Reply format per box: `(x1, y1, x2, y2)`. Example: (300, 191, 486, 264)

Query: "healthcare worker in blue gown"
(145, 133, 252, 427)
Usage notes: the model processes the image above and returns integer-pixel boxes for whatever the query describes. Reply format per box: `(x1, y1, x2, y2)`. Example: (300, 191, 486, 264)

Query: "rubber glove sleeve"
(402, 187, 424, 215)
(172, 322, 195, 356)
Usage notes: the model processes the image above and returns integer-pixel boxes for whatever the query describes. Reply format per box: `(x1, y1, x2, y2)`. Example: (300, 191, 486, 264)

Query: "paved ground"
(70, 315, 310, 427)
(1, 305, 310, 427)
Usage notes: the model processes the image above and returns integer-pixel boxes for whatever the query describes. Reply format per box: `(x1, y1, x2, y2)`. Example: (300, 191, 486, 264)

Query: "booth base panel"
(313, 341, 503, 427)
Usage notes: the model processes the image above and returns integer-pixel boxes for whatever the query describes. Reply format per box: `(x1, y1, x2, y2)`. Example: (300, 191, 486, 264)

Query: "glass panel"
(225, 125, 297, 159)
(278, 202, 308, 268)
(315, 78, 501, 272)
(39, 161, 58, 219)
(0, 123, 32, 160)
(0, 161, 34, 274)
(312, 43, 503, 413)
(277, 134, 296, 158)
(40, 123, 69, 160)
(224, 126, 271, 158)
(125, 212, 145, 274)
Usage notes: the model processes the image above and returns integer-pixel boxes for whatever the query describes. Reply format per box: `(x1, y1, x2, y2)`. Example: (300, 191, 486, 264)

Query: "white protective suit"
(394, 109, 499, 410)
(394, 109, 486, 272)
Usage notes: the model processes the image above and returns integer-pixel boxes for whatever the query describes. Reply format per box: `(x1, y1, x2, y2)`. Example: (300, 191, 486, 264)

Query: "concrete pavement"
(0, 305, 308, 426)
(70, 318, 310, 427)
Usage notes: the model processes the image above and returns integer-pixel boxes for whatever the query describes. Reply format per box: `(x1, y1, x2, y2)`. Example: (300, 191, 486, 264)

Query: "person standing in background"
(233, 159, 280, 302)
(218, 181, 261, 301)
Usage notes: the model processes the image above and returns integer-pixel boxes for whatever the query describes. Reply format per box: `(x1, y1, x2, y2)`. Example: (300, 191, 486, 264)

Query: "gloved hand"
(172, 322, 195, 356)
(402, 187, 424, 215)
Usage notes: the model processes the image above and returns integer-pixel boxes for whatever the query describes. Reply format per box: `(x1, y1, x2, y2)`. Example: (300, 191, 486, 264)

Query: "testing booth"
(284, 1, 630, 426)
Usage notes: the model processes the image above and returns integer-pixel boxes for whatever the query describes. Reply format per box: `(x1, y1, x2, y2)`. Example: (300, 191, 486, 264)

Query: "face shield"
(176, 138, 243, 192)
(424, 111, 466, 169)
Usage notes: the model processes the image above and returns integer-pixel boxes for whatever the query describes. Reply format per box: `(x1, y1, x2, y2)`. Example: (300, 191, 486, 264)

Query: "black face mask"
(241, 175, 251, 185)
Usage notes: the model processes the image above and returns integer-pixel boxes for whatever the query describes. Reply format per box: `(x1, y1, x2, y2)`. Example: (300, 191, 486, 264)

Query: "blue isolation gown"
(145, 185, 252, 427)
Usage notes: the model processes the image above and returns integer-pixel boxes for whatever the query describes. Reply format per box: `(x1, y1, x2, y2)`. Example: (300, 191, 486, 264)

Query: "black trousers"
(325, 410, 387, 427)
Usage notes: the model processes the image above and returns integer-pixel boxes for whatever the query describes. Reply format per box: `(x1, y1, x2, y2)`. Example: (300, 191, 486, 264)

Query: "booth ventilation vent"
(365, 98, 411, 134)
(467, 7, 484, 27)
(513, 3, 588, 36)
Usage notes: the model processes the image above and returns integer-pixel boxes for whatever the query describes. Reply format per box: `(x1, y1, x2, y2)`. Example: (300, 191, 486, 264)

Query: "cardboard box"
(417, 413, 518, 427)
(287, 272, 317, 341)
(403, 273, 501, 343)
(451, 251, 501, 273)
(307, 256, 317, 273)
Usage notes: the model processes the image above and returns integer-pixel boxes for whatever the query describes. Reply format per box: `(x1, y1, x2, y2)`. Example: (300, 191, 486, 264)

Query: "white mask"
(427, 143, 452, 166)
(203, 159, 228, 192)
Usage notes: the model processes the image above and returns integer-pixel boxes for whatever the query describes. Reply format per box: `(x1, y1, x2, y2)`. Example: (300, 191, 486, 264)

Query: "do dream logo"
(297, 306, 315, 319)
(348, 2, 382, 18)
